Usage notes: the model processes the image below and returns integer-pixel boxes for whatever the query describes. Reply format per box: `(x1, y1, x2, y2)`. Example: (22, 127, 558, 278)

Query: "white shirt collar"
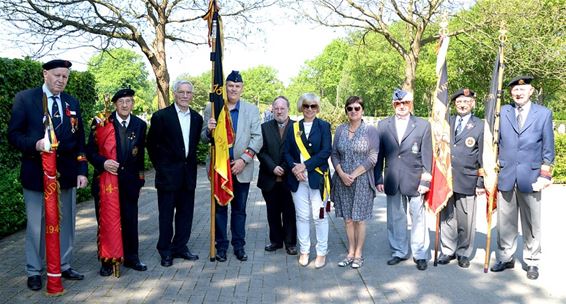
(174, 103, 190, 115)
(115, 112, 131, 127)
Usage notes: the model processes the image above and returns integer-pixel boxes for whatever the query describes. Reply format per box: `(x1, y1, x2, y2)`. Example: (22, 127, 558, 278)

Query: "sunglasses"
(393, 100, 411, 107)
(302, 104, 318, 110)
(347, 106, 361, 112)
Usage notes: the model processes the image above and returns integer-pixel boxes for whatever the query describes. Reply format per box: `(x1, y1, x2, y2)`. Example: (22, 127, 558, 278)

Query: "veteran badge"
(132, 146, 138, 157)
(465, 137, 476, 148)
(411, 142, 419, 154)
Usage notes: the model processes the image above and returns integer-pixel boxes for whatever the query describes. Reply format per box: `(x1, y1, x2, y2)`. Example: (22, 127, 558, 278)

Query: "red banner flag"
(94, 116, 124, 274)
(482, 43, 504, 218)
(426, 35, 453, 214)
(204, 0, 234, 206)
(41, 93, 64, 295)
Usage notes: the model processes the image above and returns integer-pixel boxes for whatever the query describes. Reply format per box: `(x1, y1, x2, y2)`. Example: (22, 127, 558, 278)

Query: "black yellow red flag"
(204, 0, 234, 206)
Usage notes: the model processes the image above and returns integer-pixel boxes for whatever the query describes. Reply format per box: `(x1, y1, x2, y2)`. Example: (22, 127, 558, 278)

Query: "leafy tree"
(290, 0, 468, 95)
(0, 0, 276, 109)
(241, 65, 285, 107)
(87, 48, 154, 114)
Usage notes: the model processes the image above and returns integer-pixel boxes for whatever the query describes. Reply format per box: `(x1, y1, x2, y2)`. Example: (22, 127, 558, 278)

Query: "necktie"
(51, 96, 62, 131)
(278, 122, 285, 138)
(517, 106, 524, 130)
(119, 120, 127, 159)
(455, 117, 463, 136)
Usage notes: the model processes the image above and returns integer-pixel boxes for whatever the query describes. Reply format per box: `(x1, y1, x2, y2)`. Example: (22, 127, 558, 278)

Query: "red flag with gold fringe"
(94, 116, 124, 274)
(426, 35, 453, 214)
(41, 93, 64, 295)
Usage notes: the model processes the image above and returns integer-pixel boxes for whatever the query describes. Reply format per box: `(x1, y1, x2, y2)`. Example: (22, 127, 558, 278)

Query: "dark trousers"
(215, 178, 250, 252)
(262, 182, 297, 248)
(94, 191, 140, 263)
(156, 188, 195, 257)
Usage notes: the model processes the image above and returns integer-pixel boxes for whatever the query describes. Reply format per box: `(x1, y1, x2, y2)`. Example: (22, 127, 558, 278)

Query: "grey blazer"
(201, 99, 263, 183)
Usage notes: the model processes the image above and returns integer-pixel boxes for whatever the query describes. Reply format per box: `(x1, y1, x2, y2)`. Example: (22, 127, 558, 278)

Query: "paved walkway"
(1, 163, 565, 303)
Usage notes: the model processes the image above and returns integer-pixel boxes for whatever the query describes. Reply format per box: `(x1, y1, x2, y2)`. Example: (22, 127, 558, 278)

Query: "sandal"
(338, 256, 354, 267)
(351, 257, 364, 269)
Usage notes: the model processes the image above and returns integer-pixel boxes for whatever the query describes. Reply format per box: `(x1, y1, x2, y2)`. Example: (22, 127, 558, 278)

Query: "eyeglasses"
(302, 104, 318, 110)
(116, 98, 133, 105)
(393, 100, 411, 107)
(455, 99, 473, 104)
(347, 106, 361, 112)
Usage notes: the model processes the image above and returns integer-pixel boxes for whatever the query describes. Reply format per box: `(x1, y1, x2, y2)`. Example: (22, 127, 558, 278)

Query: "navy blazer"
(7, 87, 88, 191)
(498, 103, 555, 193)
(450, 115, 484, 195)
(87, 113, 147, 200)
(283, 118, 332, 192)
(257, 119, 294, 192)
(147, 105, 203, 191)
(374, 115, 432, 197)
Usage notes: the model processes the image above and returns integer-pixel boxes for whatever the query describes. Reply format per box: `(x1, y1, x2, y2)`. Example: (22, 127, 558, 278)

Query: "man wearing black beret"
(491, 76, 555, 280)
(202, 70, 263, 262)
(8, 59, 88, 290)
(438, 88, 484, 268)
(87, 88, 148, 276)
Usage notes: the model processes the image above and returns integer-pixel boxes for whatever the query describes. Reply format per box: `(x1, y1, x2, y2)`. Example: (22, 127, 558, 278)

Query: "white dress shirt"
(175, 103, 191, 157)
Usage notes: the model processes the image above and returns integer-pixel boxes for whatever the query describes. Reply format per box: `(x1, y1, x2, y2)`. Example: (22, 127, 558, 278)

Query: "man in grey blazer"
(374, 89, 433, 271)
(202, 71, 263, 262)
(490, 76, 555, 280)
(438, 88, 484, 268)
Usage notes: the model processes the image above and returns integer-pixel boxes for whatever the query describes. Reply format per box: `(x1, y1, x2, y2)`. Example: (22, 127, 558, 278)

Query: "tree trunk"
(152, 60, 170, 110)
(403, 53, 418, 94)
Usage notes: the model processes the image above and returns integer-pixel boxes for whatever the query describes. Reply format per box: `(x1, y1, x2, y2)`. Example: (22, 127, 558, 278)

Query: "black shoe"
(27, 275, 42, 291)
(124, 260, 148, 271)
(264, 244, 283, 252)
(415, 259, 428, 271)
(286, 246, 298, 256)
(235, 249, 248, 261)
(215, 251, 227, 262)
(490, 260, 515, 272)
(437, 254, 455, 265)
(62, 268, 84, 280)
(387, 256, 406, 265)
(161, 255, 173, 267)
(526, 266, 539, 280)
(458, 256, 470, 268)
(99, 264, 113, 277)
(173, 250, 199, 261)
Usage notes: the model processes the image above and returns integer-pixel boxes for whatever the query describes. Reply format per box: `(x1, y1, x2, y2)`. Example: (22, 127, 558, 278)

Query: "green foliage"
(196, 142, 209, 165)
(553, 133, 566, 184)
(0, 57, 97, 236)
(0, 169, 25, 237)
(87, 48, 155, 114)
(241, 65, 285, 106)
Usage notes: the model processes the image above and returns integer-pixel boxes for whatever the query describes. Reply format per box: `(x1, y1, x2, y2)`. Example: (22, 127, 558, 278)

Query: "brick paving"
(1, 163, 565, 303)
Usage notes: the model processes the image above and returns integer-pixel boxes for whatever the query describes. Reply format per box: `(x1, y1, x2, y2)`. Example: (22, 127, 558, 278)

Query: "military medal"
(465, 137, 476, 147)
(132, 146, 138, 157)
(411, 142, 419, 154)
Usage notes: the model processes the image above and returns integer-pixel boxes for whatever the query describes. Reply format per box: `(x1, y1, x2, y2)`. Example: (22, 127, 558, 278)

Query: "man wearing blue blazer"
(438, 88, 484, 268)
(87, 88, 148, 276)
(147, 80, 204, 267)
(202, 71, 263, 262)
(374, 89, 433, 271)
(490, 76, 555, 280)
(8, 59, 88, 290)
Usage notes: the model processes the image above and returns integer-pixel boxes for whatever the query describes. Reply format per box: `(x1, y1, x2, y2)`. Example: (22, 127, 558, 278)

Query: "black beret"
(507, 75, 534, 87)
(450, 88, 476, 101)
(226, 70, 243, 83)
(112, 88, 135, 102)
(42, 59, 72, 70)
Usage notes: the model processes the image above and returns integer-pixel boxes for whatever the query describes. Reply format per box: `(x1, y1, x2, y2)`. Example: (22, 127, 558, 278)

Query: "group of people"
(7, 59, 554, 293)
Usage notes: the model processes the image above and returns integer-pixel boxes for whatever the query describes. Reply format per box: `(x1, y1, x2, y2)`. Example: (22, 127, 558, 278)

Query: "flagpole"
(433, 214, 440, 266)
(484, 27, 506, 273)
(208, 7, 218, 262)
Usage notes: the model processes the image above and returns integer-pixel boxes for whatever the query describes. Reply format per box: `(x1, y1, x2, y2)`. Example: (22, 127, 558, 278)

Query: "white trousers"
(291, 181, 328, 256)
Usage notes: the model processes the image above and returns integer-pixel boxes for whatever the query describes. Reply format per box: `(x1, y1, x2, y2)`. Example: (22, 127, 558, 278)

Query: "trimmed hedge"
(0, 57, 97, 237)
(553, 133, 566, 184)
